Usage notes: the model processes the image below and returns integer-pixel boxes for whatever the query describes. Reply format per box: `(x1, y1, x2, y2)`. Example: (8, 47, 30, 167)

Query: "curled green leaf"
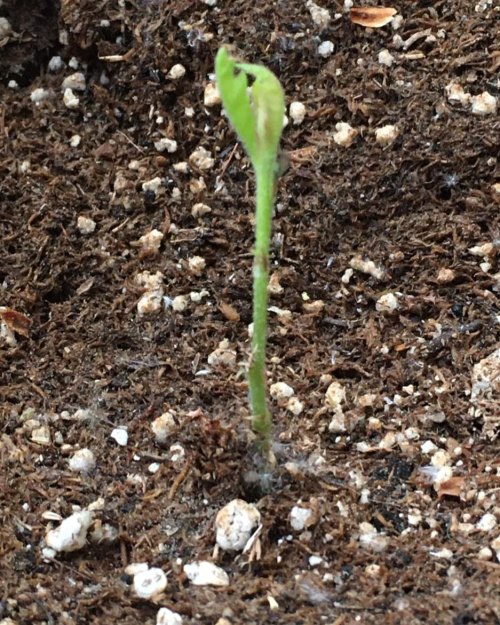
(215, 47, 285, 170)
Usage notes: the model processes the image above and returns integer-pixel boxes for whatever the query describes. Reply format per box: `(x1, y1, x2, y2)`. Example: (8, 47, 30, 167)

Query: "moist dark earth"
(1, 1, 499, 624)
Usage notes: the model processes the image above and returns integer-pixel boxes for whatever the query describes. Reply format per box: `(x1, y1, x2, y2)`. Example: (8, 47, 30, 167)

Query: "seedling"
(215, 47, 285, 455)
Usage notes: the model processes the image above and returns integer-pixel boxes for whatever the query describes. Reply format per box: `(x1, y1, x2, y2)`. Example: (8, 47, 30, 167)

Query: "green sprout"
(215, 47, 285, 455)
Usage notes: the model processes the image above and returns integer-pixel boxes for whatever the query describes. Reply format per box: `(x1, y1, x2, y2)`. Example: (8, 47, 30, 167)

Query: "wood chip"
(350, 7, 397, 28)
(437, 476, 465, 498)
(0, 306, 32, 337)
(218, 301, 240, 322)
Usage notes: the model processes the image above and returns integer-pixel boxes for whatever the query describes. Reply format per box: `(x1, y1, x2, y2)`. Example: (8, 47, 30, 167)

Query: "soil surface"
(1, 1, 499, 624)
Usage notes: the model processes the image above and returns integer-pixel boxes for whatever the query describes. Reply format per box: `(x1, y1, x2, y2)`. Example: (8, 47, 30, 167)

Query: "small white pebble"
(151, 412, 176, 444)
(307, 1, 331, 28)
(189, 146, 214, 170)
(48, 55, 65, 72)
(69, 134, 81, 147)
(0, 17, 13, 38)
(378, 432, 397, 450)
(68, 57, 79, 69)
(8, 80, 19, 90)
(169, 443, 185, 464)
(391, 14, 404, 30)
(172, 295, 189, 312)
(133, 567, 167, 599)
(477, 547, 492, 561)
(392, 34, 404, 49)
(30, 88, 50, 104)
(190, 289, 209, 303)
(365, 564, 381, 577)
(341, 267, 354, 283)
(168, 64, 186, 80)
(62, 72, 86, 92)
(270, 382, 295, 402)
(173, 161, 189, 173)
(318, 41, 334, 58)
(360, 488, 370, 504)
(470, 92, 497, 116)
(189, 177, 206, 193)
(408, 510, 422, 526)
(286, 396, 304, 416)
(31, 425, 51, 445)
(139, 229, 164, 255)
(437, 267, 455, 283)
(358, 522, 389, 552)
(378, 49, 395, 67)
(77, 215, 96, 234)
(63, 88, 79, 109)
(332, 122, 358, 147)
(468, 242, 494, 257)
(137, 291, 163, 315)
(325, 381, 345, 410)
(187, 255, 206, 276)
(430, 548, 453, 559)
(204, 82, 221, 107)
(431, 450, 451, 468)
(376, 292, 399, 314)
(207, 340, 236, 367)
(375, 125, 399, 145)
(358, 393, 377, 408)
(148, 462, 160, 474)
(290, 506, 314, 531)
(309, 555, 323, 567)
(183, 561, 229, 586)
(421, 440, 438, 454)
(476, 513, 497, 532)
(405, 427, 419, 441)
(328, 411, 346, 433)
(68, 448, 96, 474)
(349, 257, 385, 280)
(142, 177, 163, 194)
(289, 101, 306, 125)
(154, 137, 178, 153)
(157, 607, 183, 625)
(110, 428, 128, 447)
(45, 510, 93, 553)
(268, 272, 284, 295)
(303, 299, 324, 314)
(191, 202, 212, 217)
(125, 562, 149, 576)
(215, 499, 261, 551)
(133, 268, 155, 297)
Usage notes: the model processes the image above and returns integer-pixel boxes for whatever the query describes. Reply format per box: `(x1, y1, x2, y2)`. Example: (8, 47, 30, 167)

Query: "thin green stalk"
(215, 47, 285, 456)
(248, 159, 276, 448)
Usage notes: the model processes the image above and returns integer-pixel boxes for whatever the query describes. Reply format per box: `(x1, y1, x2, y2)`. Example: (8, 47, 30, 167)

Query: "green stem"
(248, 157, 276, 452)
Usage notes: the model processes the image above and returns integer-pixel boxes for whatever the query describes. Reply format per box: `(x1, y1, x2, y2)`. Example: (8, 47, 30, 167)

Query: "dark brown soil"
(1, 1, 499, 624)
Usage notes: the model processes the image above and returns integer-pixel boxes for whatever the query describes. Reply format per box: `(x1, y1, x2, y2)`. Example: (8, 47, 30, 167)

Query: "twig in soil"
(50, 557, 95, 582)
(116, 129, 144, 153)
(119, 525, 128, 568)
(219, 141, 239, 178)
(168, 462, 191, 501)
